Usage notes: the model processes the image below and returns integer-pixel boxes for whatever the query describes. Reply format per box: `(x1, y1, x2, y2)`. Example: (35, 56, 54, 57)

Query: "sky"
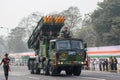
(0, 0, 103, 35)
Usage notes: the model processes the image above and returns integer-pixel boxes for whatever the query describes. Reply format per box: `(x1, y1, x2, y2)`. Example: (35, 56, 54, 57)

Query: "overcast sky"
(0, 0, 103, 34)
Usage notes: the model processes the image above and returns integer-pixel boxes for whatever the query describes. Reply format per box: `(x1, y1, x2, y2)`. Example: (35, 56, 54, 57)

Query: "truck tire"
(49, 65, 57, 76)
(73, 67, 81, 76)
(42, 61, 49, 75)
(35, 68, 40, 74)
(30, 67, 34, 74)
(57, 69, 61, 74)
(34, 63, 40, 74)
(65, 69, 72, 75)
(45, 65, 50, 75)
(30, 61, 35, 74)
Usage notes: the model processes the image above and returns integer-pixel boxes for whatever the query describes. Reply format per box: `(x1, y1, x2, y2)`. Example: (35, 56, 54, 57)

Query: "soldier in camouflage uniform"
(60, 27, 70, 38)
(108, 56, 112, 71)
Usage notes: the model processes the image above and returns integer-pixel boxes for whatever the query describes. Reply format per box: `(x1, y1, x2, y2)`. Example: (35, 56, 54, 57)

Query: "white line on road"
(28, 76, 40, 80)
(81, 77, 106, 80)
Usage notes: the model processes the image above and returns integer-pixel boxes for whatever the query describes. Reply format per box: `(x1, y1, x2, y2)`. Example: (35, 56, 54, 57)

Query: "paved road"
(0, 66, 120, 80)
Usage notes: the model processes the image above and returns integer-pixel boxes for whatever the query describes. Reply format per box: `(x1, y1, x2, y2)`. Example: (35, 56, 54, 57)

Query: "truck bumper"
(57, 61, 86, 66)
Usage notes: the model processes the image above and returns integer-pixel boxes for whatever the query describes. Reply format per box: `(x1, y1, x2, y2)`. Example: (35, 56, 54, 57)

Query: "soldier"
(99, 59, 102, 71)
(60, 27, 70, 38)
(113, 56, 118, 70)
(0, 53, 10, 80)
(111, 56, 114, 70)
(102, 59, 105, 71)
(104, 59, 108, 71)
(108, 56, 112, 71)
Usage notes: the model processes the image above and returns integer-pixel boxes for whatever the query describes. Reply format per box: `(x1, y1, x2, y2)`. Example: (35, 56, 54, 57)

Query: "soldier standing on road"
(0, 53, 10, 80)
(102, 59, 105, 71)
(105, 59, 108, 71)
(113, 56, 118, 70)
(108, 56, 113, 71)
(111, 57, 114, 70)
(99, 59, 102, 71)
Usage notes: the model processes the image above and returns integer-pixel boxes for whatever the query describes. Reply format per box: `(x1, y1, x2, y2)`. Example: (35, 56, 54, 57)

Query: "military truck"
(27, 16, 87, 76)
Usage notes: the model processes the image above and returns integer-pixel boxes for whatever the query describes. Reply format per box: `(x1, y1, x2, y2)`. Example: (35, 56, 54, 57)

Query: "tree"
(7, 12, 43, 53)
(0, 36, 6, 53)
(75, 13, 97, 47)
(18, 12, 43, 38)
(61, 7, 82, 33)
(91, 0, 120, 46)
(8, 27, 28, 53)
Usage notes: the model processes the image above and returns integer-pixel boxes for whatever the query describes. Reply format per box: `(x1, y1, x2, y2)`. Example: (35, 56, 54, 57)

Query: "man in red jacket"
(0, 53, 10, 80)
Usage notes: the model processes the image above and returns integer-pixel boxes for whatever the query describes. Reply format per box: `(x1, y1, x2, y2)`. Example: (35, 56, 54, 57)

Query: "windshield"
(71, 40, 83, 49)
(57, 40, 83, 50)
(57, 40, 71, 49)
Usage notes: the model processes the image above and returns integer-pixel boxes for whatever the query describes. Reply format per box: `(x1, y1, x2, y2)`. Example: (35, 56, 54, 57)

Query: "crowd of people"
(88, 56, 118, 71)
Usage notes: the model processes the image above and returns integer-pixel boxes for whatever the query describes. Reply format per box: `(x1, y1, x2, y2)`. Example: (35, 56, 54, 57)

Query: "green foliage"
(90, 0, 120, 46)
(75, 0, 120, 47)
(75, 25, 97, 47)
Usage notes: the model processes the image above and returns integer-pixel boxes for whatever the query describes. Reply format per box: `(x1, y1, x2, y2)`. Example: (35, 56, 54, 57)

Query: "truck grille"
(68, 51, 76, 61)
(68, 55, 76, 61)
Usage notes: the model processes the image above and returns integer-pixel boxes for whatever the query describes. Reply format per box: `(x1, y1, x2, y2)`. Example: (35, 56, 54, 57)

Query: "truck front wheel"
(73, 67, 81, 76)
(65, 69, 72, 75)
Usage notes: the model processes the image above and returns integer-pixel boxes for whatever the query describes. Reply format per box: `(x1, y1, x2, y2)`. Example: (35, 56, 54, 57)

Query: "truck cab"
(46, 38, 86, 76)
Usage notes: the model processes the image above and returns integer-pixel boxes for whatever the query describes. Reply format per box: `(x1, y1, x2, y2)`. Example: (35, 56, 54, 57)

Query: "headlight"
(81, 62, 84, 64)
(83, 62, 86, 64)
(61, 62, 63, 64)
(57, 61, 63, 64)
(81, 62, 86, 64)
(58, 61, 60, 64)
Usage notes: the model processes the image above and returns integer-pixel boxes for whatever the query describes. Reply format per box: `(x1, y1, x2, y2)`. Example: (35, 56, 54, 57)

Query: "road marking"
(81, 77, 106, 80)
(28, 76, 40, 80)
(9, 72, 29, 76)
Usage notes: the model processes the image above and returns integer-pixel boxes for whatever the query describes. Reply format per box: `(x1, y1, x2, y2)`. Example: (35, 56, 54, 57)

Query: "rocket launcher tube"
(28, 16, 65, 49)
